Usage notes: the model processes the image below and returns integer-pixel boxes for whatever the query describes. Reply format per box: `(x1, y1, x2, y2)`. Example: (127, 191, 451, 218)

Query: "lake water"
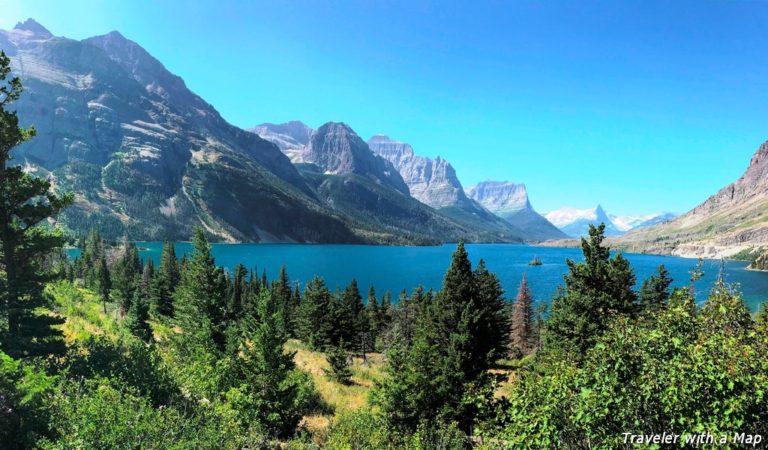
(83, 243, 768, 312)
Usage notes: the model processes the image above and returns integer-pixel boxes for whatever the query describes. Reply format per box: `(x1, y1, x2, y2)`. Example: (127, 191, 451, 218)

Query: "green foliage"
(325, 342, 353, 385)
(0, 51, 72, 358)
(545, 223, 637, 359)
(496, 284, 768, 448)
(172, 228, 227, 355)
(151, 240, 178, 318)
(375, 242, 509, 433)
(62, 336, 178, 406)
(0, 351, 58, 449)
(639, 264, 673, 312)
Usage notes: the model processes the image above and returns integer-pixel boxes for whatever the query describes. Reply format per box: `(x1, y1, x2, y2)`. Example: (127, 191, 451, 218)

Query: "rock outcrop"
(614, 140, 768, 258)
(467, 181, 567, 241)
(367, 135, 466, 209)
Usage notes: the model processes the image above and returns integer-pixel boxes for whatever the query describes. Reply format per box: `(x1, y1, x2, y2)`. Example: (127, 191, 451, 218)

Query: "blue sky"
(2, 1, 767, 216)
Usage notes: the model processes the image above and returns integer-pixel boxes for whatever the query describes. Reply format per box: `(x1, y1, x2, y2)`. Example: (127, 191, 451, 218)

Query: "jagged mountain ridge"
(545, 205, 626, 237)
(614, 140, 768, 258)
(254, 122, 528, 242)
(465, 181, 567, 241)
(366, 134, 467, 209)
(0, 20, 373, 243)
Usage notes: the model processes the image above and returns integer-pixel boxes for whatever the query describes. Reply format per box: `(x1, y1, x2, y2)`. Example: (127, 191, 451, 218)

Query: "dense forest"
(2, 51, 768, 449)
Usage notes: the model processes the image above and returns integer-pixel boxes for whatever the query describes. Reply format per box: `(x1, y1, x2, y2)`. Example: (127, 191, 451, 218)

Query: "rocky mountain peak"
(465, 181, 531, 213)
(367, 135, 467, 208)
(307, 123, 409, 194)
(13, 19, 52, 38)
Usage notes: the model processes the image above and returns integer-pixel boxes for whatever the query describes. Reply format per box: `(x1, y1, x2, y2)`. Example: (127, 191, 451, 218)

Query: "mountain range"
(255, 123, 568, 241)
(543, 206, 676, 237)
(3, 19, 694, 247)
(614, 140, 768, 259)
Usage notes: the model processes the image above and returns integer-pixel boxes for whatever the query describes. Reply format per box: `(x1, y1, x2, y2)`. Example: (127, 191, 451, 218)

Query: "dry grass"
(46, 281, 125, 343)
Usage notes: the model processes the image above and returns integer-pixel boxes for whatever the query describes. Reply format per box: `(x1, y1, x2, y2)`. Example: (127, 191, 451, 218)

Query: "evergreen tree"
(271, 265, 292, 333)
(340, 279, 368, 352)
(231, 289, 304, 438)
(510, 273, 534, 358)
(112, 242, 141, 316)
(127, 277, 152, 343)
(324, 341, 353, 385)
(295, 277, 333, 349)
(173, 228, 227, 354)
(473, 259, 510, 364)
(546, 224, 637, 357)
(289, 283, 301, 338)
(227, 263, 248, 321)
(151, 241, 178, 318)
(0, 52, 72, 357)
(97, 254, 111, 315)
(639, 264, 673, 312)
(366, 286, 381, 345)
(376, 242, 510, 432)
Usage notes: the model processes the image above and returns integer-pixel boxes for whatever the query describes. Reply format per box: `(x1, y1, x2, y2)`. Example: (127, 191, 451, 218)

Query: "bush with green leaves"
(494, 285, 768, 449)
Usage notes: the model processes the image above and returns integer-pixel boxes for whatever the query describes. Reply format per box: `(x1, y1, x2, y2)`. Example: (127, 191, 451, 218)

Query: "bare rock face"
(614, 140, 768, 258)
(306, 124, 410, 194)
(251, 121, 313, 163)
(465, 181, 531, 215)
(466, 181, 567, 241)
(0, 20, 357, 243)
(367, 135, 467, 208)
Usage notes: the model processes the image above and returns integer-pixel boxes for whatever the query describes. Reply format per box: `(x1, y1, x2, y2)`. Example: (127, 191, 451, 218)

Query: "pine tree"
(510, 273, 534, 358)
(639, 265, 673, 311)
(227, 263, 248, 321)
(324, 341, 353, 385)
(112, 241, 142, 316)
(473, 259, 510, 364)
(271, 265, 292, 333)
(366, 286, 381, 346)
(231, 289, 304, 438)
(97, 254, 111, 315)
(127, 273, 152, 343)
(376, 242, 509, 432)
(151, 241, 178, 318)
(546, 223, 638, 357)
(0, 52, 72, 357)
(295, 277, 333, 349)
(173, 228, 227, 354)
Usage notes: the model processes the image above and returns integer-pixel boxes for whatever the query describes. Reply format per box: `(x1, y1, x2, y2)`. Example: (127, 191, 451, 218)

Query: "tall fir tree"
(295, 277, 333, 350)
(639, 264, 673, 312)
(271, 265, 292, 334)
(173, 228, 227, 354)
(376, 242, 510, 432)
(151, 240, 178, 318)
(546, 223, 637, 358)
(96, 254, 111, 315)
(231, 289, 304, 438)
(112, 241, 142, 316)
(0, 52, 72, 357)
(510, 273, 534, 358)
(127, 261, 153, 343)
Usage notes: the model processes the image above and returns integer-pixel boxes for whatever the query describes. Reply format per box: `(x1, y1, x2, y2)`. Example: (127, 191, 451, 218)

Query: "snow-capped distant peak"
(545, 206, 600, 228)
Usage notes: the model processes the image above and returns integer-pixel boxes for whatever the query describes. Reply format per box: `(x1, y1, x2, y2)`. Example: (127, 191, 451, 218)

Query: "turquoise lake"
(88, 243, 768, 312)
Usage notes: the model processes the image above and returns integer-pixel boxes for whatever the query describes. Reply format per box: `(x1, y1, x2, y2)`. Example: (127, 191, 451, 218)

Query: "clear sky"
(2, 0, 767, 216)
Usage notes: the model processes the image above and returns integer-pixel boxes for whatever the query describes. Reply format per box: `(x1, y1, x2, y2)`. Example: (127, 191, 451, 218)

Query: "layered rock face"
(251, 121, 312, 162)
(465, 181, 531, 214)
(614, 140, 768, 258)
(367, 135, 467, 209)
(1, 20, 356, 242)
(467, 181, 567, 241)
(306, 124, 409, 194)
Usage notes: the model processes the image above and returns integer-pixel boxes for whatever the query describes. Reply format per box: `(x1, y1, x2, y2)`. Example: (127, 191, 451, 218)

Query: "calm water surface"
(102, 243, 768, 311)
